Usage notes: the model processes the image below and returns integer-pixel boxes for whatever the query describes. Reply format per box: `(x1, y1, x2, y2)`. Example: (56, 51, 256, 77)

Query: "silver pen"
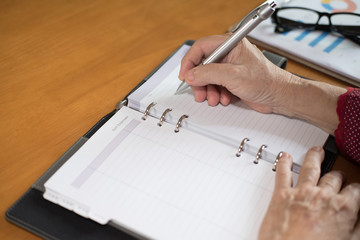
(175, 1, 276, 95)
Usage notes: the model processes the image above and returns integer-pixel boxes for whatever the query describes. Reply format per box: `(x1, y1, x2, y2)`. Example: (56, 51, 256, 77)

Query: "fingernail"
(178, 73, 183, 81)
(280, 152, 291, 159)
(310, 146, 323, 152)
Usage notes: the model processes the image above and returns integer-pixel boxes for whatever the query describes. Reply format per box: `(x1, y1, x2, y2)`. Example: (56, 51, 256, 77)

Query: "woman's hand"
(179, 35, 346, 133)
(179, 35, 293, 113)
(258, 147, 360, 240)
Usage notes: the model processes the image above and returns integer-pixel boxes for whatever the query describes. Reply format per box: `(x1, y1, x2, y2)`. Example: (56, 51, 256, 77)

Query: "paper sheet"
(249, 0, 360, 85)
(44, 107, 287, 240)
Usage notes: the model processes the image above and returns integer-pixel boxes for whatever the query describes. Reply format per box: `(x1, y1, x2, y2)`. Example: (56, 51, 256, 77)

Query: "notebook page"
(44, 106, 288, 240)
(127, 45, 328, 169)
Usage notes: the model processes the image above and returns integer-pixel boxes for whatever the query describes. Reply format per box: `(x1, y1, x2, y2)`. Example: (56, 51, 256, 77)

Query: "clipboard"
(5, 40, 338, 240)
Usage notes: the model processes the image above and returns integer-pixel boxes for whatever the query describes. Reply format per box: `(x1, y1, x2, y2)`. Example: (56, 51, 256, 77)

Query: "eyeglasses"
(271, 7, 360, 44)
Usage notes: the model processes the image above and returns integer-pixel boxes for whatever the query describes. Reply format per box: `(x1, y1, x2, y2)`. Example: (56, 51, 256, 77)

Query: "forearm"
(272, 70, 347, 134)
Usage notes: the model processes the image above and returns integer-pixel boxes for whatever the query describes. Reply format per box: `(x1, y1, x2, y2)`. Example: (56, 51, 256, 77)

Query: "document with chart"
(249, 0, 360, 86)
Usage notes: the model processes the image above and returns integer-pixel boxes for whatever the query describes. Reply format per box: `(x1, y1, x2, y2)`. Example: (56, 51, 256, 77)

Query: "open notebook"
(41, 42, 333, 240)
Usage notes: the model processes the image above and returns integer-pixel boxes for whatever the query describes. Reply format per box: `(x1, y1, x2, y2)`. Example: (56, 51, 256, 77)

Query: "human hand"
(178, 35, 293, 113)
(258, 147, 360, 240)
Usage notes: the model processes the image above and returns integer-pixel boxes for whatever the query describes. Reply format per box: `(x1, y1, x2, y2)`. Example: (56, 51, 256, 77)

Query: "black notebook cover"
(5, 40, 338, 240)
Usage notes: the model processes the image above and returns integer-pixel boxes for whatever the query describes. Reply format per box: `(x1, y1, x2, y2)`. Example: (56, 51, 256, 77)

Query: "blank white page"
(44, 106, 284, 240)
(127, 45, 328, 170)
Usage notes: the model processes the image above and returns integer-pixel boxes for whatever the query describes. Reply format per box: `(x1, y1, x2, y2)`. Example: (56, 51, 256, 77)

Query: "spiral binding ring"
(142, 102, 156, 120)
(174, 114, 188, 133)
(236, 138, 250, 157)
(272, 152, 283, 171)
(253, 144, 267, 164)
(158, 108, 172, 127)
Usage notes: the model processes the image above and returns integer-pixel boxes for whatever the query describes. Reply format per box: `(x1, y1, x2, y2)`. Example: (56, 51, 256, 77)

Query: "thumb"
(185, 63, 239, 90)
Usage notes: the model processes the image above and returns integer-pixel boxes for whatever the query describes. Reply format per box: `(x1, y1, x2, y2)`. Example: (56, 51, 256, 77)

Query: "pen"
(175, 1, 276, 95)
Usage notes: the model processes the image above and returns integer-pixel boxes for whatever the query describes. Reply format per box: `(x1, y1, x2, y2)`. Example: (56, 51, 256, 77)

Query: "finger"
(219, 86, 232, 106)
(274, 152, 293, 192)
(185, 63, 237, 89)
(296, 146, 324, 188)
(191, 86, 207, 103)
(206, 85, 221, 106)
(179, 35, 227, 80)
(340, 183, 360, 212)
(194, 85, 231, 106)
(318, 171, 345, 193)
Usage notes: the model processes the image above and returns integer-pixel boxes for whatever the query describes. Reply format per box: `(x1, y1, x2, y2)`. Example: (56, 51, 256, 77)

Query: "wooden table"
(1, 0, 359, 239)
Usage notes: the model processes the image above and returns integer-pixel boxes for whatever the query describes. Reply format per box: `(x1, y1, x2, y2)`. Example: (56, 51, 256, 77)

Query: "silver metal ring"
(158, 108, 172, 126)
(142, 102, 156, 120)
(174, 114, 188, 133)
(272, 152, 283, 172)
(236, 138, 249, 157)
(254, 144, 267, 164)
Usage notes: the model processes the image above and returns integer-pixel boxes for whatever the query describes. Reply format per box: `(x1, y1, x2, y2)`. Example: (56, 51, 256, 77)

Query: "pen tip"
(175, 81, 189, 95)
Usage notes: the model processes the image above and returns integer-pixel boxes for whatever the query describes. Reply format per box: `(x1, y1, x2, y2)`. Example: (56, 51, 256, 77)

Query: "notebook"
(42, 43, 332, 240)
(6, 41, 337, 240)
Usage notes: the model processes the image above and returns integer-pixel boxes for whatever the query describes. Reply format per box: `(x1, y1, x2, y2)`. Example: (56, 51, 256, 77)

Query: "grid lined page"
(44, 107, 281, 240)
(127, 45, 328, 169)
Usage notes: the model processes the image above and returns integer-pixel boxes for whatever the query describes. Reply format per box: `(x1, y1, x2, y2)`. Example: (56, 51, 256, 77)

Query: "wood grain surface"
(1, 0, 359, 239)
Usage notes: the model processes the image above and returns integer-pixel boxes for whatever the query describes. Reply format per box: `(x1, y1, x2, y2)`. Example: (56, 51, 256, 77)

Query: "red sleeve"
(334, 87, 360, 164)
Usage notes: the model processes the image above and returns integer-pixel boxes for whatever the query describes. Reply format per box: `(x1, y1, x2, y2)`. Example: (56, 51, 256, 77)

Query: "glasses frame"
(271, 7, 360, 44)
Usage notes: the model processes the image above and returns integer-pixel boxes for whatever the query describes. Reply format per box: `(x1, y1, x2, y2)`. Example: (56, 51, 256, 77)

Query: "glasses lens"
(276, 8, 319, 29)
(331, 14, 360, 36)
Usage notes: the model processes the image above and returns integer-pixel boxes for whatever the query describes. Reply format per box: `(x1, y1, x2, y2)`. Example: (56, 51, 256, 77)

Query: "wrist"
(272, 72, 346, 134)
(270, 69, 299, 117)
